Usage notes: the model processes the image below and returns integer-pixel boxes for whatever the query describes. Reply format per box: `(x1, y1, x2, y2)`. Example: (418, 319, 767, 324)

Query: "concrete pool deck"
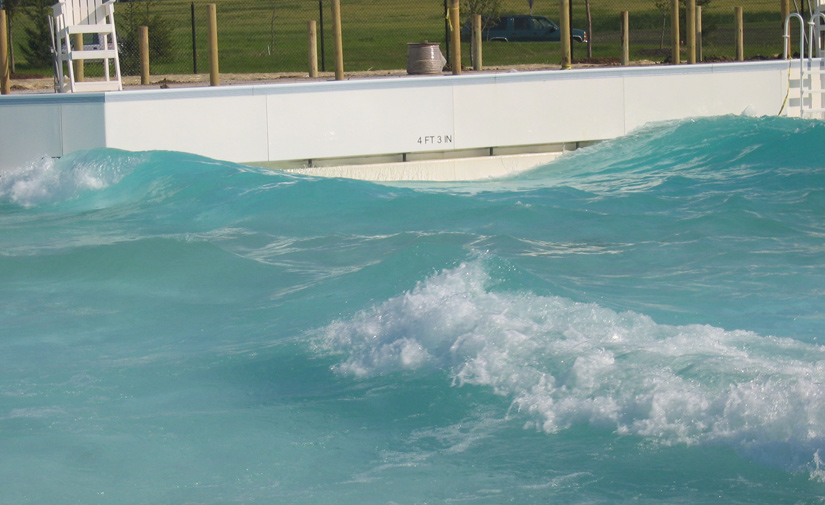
(5, 61, 646, 93)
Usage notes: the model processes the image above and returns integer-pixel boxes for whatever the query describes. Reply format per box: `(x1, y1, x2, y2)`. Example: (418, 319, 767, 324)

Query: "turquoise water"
(2, 115, 825, 504)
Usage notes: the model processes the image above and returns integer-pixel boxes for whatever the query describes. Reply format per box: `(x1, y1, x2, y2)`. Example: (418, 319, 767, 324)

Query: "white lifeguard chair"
(814, 0, 825, 57)
(49, 0, 122, 92)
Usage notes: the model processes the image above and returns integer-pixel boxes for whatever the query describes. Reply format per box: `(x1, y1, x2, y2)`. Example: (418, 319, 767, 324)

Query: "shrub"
(117, 1, 174, 75)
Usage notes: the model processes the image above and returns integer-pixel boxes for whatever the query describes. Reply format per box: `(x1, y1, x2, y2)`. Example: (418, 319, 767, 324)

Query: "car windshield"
(514, 17, 531, 30)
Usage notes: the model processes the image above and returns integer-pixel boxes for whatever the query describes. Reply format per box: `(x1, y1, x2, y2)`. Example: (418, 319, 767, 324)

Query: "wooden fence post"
(687, 0, 696, 63)
(73, 33, 84, 82)
(472, 13, 482, 70)
(697, 6, 703, 62)
(735, 6, 744, 61)
(139, 26, 150, 85)
(449, 0, 461, 74)
(207, 3, 219, 86)
(621, 11, 629, 66)
(560, 0, 571, 69)
(307, 20, 318, 77)
(331, 0, 343, 80)
(671, 0, 680, 64)
(0, 9, 9, 95)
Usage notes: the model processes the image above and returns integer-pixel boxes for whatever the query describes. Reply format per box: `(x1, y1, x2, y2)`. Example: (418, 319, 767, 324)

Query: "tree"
(654, 0, 711, 50)
(462, 0, 502, 28)
(21, 0, 53, 68)
(2, 0, 23, 73)
(117, 1, 174, 76)
(654, 0, 667, 49)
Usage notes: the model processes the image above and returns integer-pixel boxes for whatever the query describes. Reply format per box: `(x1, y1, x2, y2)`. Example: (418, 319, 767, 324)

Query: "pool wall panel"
(102, 93, 270, 163)
(0, 60, 800, 173)
(264, 84, 456, 161)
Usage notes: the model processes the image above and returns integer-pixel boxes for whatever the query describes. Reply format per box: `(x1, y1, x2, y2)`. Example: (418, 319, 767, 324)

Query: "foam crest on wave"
(316, 259, 825, 473)
(0, 150, 143, 207)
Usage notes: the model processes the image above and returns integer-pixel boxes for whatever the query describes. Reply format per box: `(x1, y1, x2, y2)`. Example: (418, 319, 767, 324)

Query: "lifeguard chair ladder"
(49, 0, 122, 93)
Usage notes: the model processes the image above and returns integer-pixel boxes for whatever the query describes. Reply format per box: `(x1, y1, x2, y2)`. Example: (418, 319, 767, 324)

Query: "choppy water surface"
(2, 115, 825, 504)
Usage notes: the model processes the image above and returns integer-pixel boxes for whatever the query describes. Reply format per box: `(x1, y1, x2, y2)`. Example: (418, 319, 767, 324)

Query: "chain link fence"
(3, 0, 792, 78)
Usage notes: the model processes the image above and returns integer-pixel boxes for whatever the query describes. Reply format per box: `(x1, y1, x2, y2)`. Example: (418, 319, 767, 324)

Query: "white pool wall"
(0, 60, 803, 178)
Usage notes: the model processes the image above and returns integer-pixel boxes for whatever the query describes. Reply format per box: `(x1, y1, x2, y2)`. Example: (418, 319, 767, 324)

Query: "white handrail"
(784, 12, 806, 60)
(808, 12, 825, 57)
(785, 12, 808, 113)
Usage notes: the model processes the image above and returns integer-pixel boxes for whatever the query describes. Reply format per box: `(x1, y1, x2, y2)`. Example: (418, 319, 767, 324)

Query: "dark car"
(461, 15, 587, 43)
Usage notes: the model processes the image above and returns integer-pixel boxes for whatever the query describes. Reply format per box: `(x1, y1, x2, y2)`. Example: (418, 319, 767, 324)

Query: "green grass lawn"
(6, 0, 790, 77)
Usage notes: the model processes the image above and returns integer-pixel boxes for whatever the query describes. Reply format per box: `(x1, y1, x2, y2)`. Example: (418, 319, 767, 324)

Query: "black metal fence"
(2, 0, 792, 78)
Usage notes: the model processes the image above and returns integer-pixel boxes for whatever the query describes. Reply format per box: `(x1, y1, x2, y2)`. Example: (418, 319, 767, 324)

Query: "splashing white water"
(316, 259, 825, 475)
(0, 151, 138, 207)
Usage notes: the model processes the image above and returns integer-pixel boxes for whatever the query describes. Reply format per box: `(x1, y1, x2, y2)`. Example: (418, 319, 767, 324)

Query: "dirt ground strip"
(6, 61, 659, 94)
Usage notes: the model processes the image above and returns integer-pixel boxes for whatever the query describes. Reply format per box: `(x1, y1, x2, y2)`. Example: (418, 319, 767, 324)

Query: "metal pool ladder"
(784, 10, 825, 118)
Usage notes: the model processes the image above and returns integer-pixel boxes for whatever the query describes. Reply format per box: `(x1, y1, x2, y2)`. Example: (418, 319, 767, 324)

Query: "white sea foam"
(0, 151, 137, 207)
(317, 259, 825, 475)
